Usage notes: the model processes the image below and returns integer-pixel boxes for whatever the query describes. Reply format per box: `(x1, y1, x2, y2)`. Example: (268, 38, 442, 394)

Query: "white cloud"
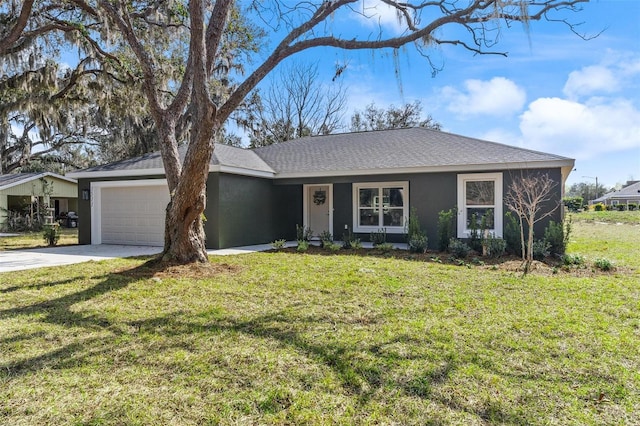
(519, 97, 640, 160)
(563, 52, 640, 100)
(440, 77, 526, 117)
(563, 65, 619, 99)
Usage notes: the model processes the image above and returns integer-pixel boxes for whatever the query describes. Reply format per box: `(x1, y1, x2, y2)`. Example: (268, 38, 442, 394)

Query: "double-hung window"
(353, 182, 408, 233)
(457, 173, 503, 237)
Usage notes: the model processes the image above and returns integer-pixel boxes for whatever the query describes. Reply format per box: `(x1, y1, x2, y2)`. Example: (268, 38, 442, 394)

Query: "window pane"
(383, 208, 404, 227)
(359, 188, 378, 208)
(466, 181, 494, 205)
(384, 187, 404, 207)
(466, 208, 494, 229)
(359, 209, 378, 226)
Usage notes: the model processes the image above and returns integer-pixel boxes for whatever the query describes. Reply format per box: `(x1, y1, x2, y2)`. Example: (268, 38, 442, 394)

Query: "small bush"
(375, 242, 395, 252)
(562, 253, 585, 266)
(615, 204, 626, 211)
(448, 238, 470, 259)
(370, 228, 387, 247)
(544, 220, 569, 257)
(563, 196, 584, 212)
(593, 258, 614, 271)
(318, 230, 333, 247)
(350, 238, 363, 249)
(482, 234, 506, 258)
(437, 208, 456, 252)
(296, 224, 313, 242)
(628, 203, 637, 211)
(504, 212, 522, 257)
(406, 207, 428, 253)
(408, 234, 428, 254)
(43, 224, 60, 246)
(271, 239, 286, 250)
(326, 242, 342, 252)
(342, 228, 356, 249)
(296, 240, 309, 252)
(594, 203, 605, 211)
(532, 240, 550, 261)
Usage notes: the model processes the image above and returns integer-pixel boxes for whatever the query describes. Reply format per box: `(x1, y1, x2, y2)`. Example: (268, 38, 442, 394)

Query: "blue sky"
(266, 0, 639, 189)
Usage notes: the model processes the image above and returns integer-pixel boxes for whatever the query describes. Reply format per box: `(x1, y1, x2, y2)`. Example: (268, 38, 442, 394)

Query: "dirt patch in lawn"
(270, 246, 630, 277)
(116, 260, 242, 279)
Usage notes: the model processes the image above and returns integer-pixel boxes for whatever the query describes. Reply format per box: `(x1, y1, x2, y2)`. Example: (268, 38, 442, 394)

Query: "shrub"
(350, 238, 363, 249)
(436, 208, 456, 252)
(326, 242, 342, 252)
(615, 204, 626, 211)
(482, 233, 506, 258)
(318, 230, 333, 247)
(448, 238, 470, 259)
(563, 196, 584, 212)
(468, 212, 483, 252)
(593, 203, 605, 211)
(43, 224, 60, 246)
(504, 211, 522, 257)
(342, 228, 356, 249)
(296, 224, 313, 242)
(532, 240, 550, 260)
(628, 203, 637, 211)
(593, 258, 614, 271)
(406, 207, 428, 253)
(296, 240, 309, 252)
(375, 242, 394, 252)
(370, 228, 387, 247)
(562, 253, 585, 266)
(271, 239, 286, 250)
(544, 220, 566, 256)
(408, 234, 428, 254)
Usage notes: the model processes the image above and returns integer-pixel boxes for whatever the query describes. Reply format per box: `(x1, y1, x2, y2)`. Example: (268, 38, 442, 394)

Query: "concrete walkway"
(0, 243, 279, 273)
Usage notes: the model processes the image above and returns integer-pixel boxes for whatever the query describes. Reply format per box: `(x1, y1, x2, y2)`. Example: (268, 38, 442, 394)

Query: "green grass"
(1, 222, 638, 425)
(570, 209, 640, 224)
(0, 228, 78, 250)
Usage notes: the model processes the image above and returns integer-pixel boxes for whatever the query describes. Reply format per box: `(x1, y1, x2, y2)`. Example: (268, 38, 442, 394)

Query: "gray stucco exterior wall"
(75, 167, 564, 250)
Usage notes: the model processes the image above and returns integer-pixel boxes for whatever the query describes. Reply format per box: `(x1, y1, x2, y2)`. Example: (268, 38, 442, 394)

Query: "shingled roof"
(253, 127, 573, 177)
(0, 172, 76, 190)
(69, 143, 275, 178)
(68, 128, 573, 179)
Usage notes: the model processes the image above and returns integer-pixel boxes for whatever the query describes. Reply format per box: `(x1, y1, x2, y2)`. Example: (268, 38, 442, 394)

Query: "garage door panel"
(100, 184, 169, 246)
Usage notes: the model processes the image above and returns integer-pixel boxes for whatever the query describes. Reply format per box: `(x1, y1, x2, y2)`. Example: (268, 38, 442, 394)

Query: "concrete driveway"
(0, 243, 280, 273)
(0, 244, 163, 273)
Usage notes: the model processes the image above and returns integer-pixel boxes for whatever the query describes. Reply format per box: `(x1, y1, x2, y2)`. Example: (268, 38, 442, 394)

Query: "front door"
(305, 184, 332, 238)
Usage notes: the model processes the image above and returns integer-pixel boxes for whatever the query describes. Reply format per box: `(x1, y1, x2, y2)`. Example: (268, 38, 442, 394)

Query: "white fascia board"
(67, 168, 166, 179)
(213, 165, 275, 178)
(69, 165, 275, 180)
(273, 159, 575, 179)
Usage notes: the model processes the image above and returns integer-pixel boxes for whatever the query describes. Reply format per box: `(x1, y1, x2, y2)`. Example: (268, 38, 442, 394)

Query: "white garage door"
(100, 184, 170, 246)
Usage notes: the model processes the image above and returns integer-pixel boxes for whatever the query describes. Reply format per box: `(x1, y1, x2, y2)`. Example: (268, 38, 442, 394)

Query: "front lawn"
(0, 227, 78, 250)
(0, 221, 638, 425)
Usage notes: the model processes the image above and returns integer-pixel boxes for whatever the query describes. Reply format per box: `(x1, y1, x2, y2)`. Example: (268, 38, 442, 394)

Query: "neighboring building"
(67, 128, 575, 249)
(0, 172, 78, 229)
(592, 181, 640, 207)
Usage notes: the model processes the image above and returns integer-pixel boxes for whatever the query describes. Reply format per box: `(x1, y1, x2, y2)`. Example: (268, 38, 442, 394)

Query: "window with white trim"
(457, 173, 503, 238)
(353, 182, 409, 233)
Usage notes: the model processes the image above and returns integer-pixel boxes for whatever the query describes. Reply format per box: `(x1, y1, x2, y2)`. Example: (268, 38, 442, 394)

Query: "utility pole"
(582, 176, 599, 201)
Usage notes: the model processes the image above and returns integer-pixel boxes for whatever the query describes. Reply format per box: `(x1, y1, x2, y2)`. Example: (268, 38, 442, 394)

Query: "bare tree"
(239, 61, 347, 147)
(504, 173, 559, 263)
(350, 101, 441, 132)
(18, 0, 590, 264)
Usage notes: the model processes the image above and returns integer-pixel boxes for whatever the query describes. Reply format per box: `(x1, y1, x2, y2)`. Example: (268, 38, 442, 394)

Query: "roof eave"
(273, 159, 576, 179)
(0, 172, 77, 191)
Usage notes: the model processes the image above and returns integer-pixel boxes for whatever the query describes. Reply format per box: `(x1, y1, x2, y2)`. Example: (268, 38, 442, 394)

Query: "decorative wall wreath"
(313, 190, 326, 205)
